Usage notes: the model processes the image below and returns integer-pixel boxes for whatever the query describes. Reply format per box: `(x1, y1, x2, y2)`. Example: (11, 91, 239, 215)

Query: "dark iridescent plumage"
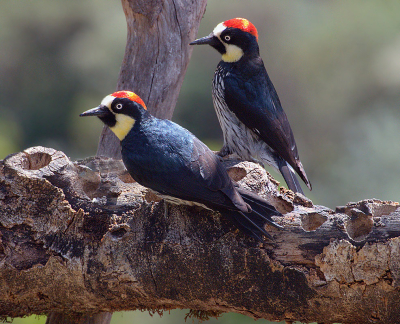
(191, 18, 311, 193)
(80, 92, 282, 241)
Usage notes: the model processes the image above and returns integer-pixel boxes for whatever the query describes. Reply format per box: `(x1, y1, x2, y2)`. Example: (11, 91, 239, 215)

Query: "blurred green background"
(8, 311, 312, 324)
(1, 0, 399, 323)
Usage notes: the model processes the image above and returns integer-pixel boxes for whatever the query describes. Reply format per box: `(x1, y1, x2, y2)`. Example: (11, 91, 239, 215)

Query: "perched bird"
(80, 91, 282, 241)
(190, 18, 311, 194)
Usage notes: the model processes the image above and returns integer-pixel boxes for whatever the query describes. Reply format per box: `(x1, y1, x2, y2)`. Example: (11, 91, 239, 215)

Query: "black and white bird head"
(190, 18, 259, 62)
(80, 91, 147, 141)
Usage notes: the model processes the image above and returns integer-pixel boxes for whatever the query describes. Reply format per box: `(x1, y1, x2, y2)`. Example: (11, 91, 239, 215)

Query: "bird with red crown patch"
(190, 18, 311, 194)
(80, 91, 283, 242)
(223, 18, 258, 40)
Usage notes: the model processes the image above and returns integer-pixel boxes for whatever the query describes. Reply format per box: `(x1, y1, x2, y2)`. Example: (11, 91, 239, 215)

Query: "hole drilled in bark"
(24, 152, 52, 170)
(109, 224, 130, 239)
(301, 212, 328, 231)
(76, 165, 101, 199)
(110, 227, 128, 238)
(345, 209, 374, 242)
(227, 166, 247, 182)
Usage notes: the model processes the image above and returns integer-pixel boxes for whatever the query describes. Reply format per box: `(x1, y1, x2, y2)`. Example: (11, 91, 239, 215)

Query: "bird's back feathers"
(121, 115, 281, 241)
(217, 58, 312, 190)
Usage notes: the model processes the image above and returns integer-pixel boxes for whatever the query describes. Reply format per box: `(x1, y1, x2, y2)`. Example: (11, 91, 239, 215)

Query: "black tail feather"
(227, 211, 266, 242)
(277, 158, 304, 194)
(250, 207, 283, 229)
(237, 211, 273, 240)
(236, 188, 282, 225)
(223, 188, 282, 242)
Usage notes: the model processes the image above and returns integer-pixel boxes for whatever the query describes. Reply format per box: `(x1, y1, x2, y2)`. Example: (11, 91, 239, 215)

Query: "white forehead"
(213, 22, 226, 37)
(101, 95, 115, 108)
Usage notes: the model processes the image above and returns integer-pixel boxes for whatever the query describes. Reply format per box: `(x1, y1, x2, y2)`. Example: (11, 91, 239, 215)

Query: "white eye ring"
(116, 103, 123, 109)
(224, 35, 231, 41)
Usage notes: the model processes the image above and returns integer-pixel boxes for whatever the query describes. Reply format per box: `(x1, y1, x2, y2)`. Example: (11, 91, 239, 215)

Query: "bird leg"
(217, 145, 232, 158)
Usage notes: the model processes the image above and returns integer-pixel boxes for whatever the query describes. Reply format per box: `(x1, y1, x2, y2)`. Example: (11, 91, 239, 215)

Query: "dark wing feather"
(122, 119, 248, 212)
(122, 118, 282, 241)
(186, 136, 250, 212)
(223, 65, 298, 167)
(221, 59, 311, 189)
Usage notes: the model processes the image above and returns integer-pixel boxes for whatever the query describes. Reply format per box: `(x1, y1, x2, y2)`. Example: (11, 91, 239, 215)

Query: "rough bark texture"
(96, 0, 208, 159)
(1, 146, 400, 324)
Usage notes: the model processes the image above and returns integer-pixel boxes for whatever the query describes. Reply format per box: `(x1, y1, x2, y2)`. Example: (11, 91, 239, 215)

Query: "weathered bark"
(1, 146, 400, 324)
(96, 0, 208, 159)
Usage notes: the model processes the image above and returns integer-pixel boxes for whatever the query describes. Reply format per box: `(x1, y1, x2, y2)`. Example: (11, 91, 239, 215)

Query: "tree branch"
(1, 146, 399, 324)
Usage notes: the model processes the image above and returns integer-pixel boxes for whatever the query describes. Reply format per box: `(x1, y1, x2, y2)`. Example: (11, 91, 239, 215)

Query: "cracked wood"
(1, 146, 400, 324)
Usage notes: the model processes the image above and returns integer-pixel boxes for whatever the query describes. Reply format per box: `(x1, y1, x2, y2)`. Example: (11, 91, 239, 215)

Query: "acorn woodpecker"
(80, 91, 282, 241)
(190, 18, 311, 194)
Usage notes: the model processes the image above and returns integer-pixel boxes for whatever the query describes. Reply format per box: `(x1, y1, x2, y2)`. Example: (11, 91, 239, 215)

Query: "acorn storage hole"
(345, 209, 374, 242)
(227, 166, 247, 182)
(24, 152, 52, 170)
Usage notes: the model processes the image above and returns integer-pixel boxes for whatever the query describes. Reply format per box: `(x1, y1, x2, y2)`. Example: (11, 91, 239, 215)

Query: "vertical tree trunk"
(96, 0, 208, 159)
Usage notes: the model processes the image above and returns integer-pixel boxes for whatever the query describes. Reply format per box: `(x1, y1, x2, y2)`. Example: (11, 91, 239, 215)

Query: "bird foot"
(217, 145, 231, 157)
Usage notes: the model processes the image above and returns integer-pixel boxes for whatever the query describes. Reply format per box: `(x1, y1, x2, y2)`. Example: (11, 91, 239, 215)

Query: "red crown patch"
(111, 91, 147, 110)
(223, 18, 258, 41)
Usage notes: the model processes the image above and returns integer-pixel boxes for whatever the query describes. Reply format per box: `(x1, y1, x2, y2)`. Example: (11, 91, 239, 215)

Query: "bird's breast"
(212, 70, 254, 160)
(211, 65, 277, 168)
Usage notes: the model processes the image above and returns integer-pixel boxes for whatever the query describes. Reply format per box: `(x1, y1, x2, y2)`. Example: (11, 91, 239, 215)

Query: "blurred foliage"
(9, 311, 307, 324)
(1, 1, 400, 323)
(0, 0, 124, 156)
(1, 0, 399, 209)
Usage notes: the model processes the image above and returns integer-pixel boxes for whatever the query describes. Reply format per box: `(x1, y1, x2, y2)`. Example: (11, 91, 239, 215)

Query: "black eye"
(224, 35, 231, 41)
(116, 103, 123, 109)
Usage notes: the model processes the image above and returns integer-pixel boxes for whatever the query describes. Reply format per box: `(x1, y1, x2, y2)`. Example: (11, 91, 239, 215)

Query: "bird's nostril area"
(22, 152, 52, 170)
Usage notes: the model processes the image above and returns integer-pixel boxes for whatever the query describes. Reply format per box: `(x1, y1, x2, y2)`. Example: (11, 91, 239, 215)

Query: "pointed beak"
(190, 33, 218, 46)
(79, 105, 109, 117)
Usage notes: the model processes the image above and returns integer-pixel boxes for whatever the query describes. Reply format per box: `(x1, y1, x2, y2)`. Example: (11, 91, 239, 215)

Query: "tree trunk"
(96, 0, 208, 159)
(1, 146, 400, 324)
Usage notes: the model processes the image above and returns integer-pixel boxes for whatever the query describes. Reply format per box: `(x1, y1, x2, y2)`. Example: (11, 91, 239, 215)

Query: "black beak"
(190, 33, 219, 46)
(79, 105, 109, 117)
